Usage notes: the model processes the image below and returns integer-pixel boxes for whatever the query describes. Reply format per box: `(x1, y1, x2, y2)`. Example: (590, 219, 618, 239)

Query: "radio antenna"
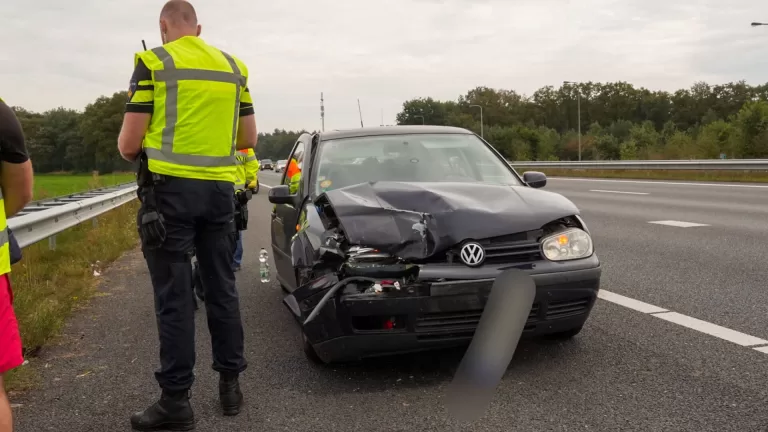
(357, 99, 364, 128)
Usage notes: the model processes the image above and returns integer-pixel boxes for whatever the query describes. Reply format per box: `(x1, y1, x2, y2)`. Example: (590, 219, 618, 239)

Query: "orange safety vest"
(286, 158, 301, 180)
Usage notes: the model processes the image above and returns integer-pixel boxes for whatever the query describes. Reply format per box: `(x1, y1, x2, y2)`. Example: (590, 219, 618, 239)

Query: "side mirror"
(268, 185, 296, 205)
(522, 171, 547, 188)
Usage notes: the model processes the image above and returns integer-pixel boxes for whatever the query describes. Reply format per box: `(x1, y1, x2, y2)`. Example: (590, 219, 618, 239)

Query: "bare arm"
(0, 101, 33, 217)
(119, 59, 154, 161)
(236, 114, 257, 150)
(1, 160, 33, 217)
(118, 113, 151, 161)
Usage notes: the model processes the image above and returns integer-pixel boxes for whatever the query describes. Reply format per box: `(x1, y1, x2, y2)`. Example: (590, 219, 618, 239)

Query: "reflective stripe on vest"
(234, 156, 246, 190)
(144, 46, 245, 169)
(0, 187, 11, 275)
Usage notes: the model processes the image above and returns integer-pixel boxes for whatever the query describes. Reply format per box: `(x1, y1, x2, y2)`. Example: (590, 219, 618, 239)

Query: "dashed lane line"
(599, 289, 768, 351)
(590, 189, 649, 195)
(648, 220, 711, 228)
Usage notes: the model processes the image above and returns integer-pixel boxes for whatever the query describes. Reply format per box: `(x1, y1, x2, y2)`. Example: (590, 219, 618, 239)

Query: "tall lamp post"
(415, 115, 425, 125)
(563, 81, 582, 161)
(470, 104, 484, 139)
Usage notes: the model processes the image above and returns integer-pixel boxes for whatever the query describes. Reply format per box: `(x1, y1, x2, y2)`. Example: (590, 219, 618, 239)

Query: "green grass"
(34, 172, 135, 200)
(5, 173, 140, 392)
(512, 168, 768, 183)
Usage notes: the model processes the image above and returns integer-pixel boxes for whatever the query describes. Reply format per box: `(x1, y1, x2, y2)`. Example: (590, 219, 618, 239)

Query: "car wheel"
(545, 325, 583, 340)
(301, 330, 326, 365)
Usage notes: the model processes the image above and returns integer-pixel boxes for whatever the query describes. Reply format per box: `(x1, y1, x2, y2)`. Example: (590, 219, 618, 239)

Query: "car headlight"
(541, 228, 593, 261)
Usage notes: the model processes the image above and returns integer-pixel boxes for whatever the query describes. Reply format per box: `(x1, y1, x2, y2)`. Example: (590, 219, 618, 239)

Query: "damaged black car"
(268, 125, 601, 364)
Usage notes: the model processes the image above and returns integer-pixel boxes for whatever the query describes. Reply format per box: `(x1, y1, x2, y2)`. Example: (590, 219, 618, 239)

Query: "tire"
(545, 325, 583, 340)
(301, 330, 326, 365)
(253, 180, 260, 194)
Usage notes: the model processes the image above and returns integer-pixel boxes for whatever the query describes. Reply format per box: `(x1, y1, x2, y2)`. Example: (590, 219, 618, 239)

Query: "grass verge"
(513, 168, 768, 183)
(5, 199, 140, 392)
(34, 172, 135, 199)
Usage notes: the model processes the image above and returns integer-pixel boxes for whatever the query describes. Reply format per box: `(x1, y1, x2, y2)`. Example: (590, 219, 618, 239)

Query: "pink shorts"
(0, 274, 23, 374)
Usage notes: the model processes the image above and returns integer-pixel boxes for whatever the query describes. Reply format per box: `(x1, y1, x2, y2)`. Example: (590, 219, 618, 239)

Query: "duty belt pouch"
(138, 186, 167, 250)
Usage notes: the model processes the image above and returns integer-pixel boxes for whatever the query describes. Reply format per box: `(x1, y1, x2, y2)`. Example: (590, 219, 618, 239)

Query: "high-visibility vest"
(234, 148, 258, 190)
(286, 158, 301, 194)
(0, 97, 14, 275)
(136, 36, 250, 183)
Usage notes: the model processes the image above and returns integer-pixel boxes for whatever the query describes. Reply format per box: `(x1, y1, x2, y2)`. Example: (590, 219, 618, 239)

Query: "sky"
(2, 1, 768, 132)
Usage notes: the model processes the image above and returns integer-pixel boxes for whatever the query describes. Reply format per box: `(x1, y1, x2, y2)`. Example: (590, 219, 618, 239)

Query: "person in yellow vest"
(116, 1, 256, 428)
(0, 96, 34, 432)
(285, 148, 303, 194)
(232, 148, 259, 271)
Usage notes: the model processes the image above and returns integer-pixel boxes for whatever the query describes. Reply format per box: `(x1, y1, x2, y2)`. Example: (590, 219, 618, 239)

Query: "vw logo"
(459, 242, 485, 267)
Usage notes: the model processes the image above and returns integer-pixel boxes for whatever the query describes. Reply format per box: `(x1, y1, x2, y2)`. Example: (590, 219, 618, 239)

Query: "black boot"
(219, 374, 244, 416)
(130, 389, 195, 431)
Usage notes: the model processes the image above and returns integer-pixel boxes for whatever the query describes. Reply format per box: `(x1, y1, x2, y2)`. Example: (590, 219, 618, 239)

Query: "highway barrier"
(8, 182, 138, 249)
(508, 159, 768, 170)
(9, 158, 768, 249)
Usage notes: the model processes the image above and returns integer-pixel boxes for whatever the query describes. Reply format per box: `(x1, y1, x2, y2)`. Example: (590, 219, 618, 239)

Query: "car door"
(270, 136, 308, 289)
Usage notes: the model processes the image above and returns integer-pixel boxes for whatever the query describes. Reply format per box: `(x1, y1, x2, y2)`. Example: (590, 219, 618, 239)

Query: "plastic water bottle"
(259, 248, 270, 283)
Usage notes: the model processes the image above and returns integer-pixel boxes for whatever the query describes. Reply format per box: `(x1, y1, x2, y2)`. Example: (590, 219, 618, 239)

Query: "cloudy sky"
(2, 1, 767, 132)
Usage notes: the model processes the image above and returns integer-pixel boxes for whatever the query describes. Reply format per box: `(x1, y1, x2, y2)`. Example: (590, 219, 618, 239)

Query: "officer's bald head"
(159, 0, 201, 42)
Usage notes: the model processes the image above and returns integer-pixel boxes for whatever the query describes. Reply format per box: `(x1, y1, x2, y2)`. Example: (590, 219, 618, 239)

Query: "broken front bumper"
(285, 255, 601, 363)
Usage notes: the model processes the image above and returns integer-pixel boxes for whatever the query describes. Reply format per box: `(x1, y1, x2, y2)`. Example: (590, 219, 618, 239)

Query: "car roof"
(317, 125, 474, 141)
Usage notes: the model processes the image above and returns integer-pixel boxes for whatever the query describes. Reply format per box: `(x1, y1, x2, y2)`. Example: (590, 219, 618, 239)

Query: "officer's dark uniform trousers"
(139, 175, 247, 392)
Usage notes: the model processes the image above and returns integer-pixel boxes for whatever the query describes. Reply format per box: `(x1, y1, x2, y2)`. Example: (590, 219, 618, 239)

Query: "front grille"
(441, 230, 544, 265)
(414, 297, 591, 341)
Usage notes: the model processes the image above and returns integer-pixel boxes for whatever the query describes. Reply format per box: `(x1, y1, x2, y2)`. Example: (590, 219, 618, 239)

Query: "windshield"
(311, 133, 522, 195)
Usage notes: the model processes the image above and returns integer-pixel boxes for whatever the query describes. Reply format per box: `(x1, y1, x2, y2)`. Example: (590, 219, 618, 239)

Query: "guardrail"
(508, 159, 768, 170)
(8, 182, 138, 249)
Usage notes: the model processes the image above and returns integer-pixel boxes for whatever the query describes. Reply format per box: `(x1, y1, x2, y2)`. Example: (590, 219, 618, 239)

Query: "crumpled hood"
(314, 181, 580, 260)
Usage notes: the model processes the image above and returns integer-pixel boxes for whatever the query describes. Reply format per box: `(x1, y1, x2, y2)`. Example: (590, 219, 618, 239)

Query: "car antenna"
(141, 39, 147, 50)
(357, 99, 364, 128)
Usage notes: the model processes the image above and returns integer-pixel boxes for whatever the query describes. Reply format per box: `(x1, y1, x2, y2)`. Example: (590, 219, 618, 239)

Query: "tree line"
(395, 81, 768, 161)
(8, 91, 310, 174)
(10, 80, 768, 174)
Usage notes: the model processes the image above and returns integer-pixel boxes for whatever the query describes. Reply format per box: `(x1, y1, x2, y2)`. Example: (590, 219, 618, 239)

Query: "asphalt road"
(12, 172, 768, 432)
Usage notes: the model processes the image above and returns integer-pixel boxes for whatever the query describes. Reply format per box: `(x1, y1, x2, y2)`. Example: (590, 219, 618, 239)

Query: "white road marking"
(652, 312, 768, 347)
(549, 177, 768, 189)
(260, 183, 273, 189)
(590, 189, 649, 195)
(599, 289, 768, 351)
(648, 220, 710, 228)
(598, 290, 668, 314)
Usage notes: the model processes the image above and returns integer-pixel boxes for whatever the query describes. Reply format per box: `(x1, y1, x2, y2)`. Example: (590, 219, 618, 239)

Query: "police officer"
(232, 148, 259, 272)
(116, 1, 257, 429)
(0, 96, 34, 432)
(285, 148, 303, 194)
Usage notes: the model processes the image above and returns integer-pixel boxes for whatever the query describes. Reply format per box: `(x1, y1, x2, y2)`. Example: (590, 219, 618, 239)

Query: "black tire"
(253, 180, 260, 194)
(301, 330, 326, 365)
(545, 325, 583, 340)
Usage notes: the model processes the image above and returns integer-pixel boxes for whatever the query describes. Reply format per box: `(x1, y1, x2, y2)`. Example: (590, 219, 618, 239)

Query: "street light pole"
(470, 104, 483, 138)
(563, 81, 582, 161)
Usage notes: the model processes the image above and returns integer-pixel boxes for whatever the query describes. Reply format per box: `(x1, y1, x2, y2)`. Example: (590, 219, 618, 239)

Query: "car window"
(282, 139, 306, 187)
(311, 133, 521, 195)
